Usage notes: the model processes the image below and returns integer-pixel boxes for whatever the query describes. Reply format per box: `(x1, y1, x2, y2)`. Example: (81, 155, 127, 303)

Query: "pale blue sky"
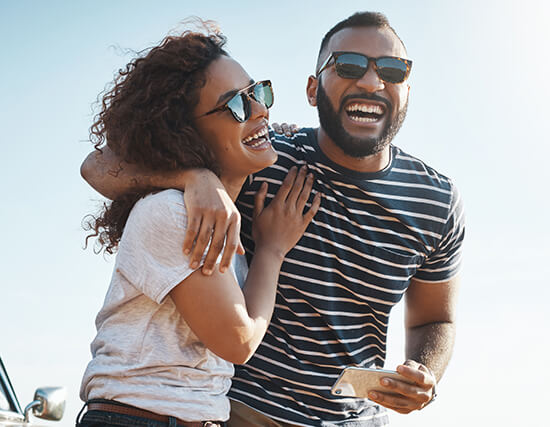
(1, 1, 549, 426)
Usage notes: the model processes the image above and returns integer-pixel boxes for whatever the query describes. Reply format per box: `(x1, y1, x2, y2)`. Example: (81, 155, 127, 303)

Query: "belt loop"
(168, 416, 178, 427)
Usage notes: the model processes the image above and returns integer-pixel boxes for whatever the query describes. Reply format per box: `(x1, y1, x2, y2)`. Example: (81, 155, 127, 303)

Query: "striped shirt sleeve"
(414, 180, 465, 282)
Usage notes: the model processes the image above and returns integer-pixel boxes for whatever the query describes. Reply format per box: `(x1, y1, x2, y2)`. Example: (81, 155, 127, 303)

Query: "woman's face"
(194, 56, 277, 181)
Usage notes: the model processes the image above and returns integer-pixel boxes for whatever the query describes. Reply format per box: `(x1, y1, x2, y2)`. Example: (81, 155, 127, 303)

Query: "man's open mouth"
(344, 102, 386, 123)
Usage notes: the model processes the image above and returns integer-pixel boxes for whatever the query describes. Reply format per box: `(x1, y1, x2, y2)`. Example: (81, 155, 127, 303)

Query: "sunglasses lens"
(335, 53, 368, 79)
(254, 81, 274, 109)
(375, 57, 409, 83)
(227, 93, 248, 122)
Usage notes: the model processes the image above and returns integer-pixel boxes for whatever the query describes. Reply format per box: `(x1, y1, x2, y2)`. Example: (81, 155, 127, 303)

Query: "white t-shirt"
(80, 189, 240, 421)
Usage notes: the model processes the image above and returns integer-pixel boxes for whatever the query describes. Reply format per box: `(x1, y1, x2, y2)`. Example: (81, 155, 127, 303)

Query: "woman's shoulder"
(128, 189, 187, 231)
(133, 189, 184, 211)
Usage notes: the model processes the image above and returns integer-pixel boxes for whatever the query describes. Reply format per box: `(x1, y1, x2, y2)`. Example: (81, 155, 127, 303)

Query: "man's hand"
(183, 170, 244, 275)
(367, 360, 436, 414)
(81, 146, 244, 275)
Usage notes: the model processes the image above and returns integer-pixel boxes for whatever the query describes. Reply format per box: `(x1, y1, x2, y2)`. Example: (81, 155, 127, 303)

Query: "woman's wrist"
(253, 244, 287, 264)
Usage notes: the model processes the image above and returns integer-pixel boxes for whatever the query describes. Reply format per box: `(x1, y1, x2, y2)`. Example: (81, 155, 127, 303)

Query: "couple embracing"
(78, 11, 464, 427)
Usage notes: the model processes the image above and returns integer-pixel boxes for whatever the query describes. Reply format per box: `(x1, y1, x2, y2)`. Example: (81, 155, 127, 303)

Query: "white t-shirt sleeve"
(115, 189, 197, 304)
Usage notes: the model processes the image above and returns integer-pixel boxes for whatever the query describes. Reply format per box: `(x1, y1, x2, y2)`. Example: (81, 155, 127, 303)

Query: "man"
(82, 12, 464, 426)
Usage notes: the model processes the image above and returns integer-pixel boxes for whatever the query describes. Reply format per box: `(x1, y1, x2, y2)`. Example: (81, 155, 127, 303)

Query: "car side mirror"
(24, 386, 66, 422)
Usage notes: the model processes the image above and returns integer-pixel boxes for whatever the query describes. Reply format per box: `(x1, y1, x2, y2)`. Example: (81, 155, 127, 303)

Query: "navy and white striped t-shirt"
(229, 128, 465, 426)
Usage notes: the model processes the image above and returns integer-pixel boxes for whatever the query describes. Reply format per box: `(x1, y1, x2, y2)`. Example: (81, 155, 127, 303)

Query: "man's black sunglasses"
(317, 51, 412, 84)
(198, 80, 274, 123)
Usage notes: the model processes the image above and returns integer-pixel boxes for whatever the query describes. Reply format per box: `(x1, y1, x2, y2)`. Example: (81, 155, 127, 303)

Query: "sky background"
(1, 0, 549, 426)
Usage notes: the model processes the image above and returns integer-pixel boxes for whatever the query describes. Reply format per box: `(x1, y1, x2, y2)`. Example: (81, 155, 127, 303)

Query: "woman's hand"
(252, 166, 321, 259)
(271, 122, 300, 137)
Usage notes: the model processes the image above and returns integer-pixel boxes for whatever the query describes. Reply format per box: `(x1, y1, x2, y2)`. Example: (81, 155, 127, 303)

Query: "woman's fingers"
(296, 173, 314, 212)
(273, 166, 297, 203)
(285, 166, 308, 205)
(271, 122, 282, 134)
(254, 182, 268, 220)
(271, 122, 299, 137)
(280, 123, 293, 137)
(304, 192, 321, 223)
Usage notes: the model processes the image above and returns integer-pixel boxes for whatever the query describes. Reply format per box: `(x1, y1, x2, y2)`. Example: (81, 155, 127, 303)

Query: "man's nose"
(355, 64, 385, 92)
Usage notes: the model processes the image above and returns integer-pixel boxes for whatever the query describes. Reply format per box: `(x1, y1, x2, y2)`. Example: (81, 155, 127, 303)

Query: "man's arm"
(81, 145, 194, 199)
(81, 146, 244, 274)
(367, 275, 459, 413)
(404, 276, 458, 380)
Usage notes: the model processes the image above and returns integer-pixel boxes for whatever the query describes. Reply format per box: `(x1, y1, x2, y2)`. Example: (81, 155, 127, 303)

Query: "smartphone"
(330, 366, 413, 398)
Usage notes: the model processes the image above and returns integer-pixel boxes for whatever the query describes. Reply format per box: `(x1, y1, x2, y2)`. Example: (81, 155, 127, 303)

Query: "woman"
(77, 22, 320, 427)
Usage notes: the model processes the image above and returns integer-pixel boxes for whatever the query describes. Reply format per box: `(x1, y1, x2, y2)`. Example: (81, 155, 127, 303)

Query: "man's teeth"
(346, 103, 384, 115)
(242, 127, 269, 145)
(349, 115, 378, 123)
(345, 103, 384, 123)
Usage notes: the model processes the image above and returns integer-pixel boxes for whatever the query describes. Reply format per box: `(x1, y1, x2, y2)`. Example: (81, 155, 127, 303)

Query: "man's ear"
(306, 75, 318, 107)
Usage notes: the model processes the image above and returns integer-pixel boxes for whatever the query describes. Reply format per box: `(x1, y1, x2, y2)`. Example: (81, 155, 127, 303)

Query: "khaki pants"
(228, 400, 301, 427)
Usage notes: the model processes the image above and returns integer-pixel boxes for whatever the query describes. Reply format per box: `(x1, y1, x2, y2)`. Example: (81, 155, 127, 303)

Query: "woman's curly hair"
(85, 21, 228, 254)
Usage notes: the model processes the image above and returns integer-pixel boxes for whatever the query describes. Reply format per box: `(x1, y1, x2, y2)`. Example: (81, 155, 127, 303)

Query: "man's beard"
(316, 80, 408, 158)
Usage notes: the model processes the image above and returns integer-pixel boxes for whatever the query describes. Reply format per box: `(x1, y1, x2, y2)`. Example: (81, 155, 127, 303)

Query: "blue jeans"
(77, 410, 184, 427)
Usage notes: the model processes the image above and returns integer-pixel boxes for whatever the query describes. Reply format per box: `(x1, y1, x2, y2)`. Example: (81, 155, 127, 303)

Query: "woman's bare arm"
(170, 167, 321, 364)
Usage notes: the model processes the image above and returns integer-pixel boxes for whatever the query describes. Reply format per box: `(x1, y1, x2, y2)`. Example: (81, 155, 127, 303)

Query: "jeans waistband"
(77, 399, 225, 427)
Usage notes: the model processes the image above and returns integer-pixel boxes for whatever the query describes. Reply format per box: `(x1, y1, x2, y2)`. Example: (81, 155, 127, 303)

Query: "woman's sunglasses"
(316, 51, 412, 84)
(199, 80, 274, 123)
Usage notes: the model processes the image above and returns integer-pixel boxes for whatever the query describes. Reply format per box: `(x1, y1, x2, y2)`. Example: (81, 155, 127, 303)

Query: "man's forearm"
(405, 321, 455, 381)
(80, 145, 198, 199)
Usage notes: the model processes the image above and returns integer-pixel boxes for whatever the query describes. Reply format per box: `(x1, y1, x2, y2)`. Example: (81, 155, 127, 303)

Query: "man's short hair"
(317, 11, 406, 67)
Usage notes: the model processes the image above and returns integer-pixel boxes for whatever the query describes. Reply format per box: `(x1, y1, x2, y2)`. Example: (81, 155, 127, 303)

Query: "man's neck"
(316, 127, 391, 173)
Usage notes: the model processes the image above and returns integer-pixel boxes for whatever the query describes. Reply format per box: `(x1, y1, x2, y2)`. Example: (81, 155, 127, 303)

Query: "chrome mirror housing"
(24, 386, 66, 422)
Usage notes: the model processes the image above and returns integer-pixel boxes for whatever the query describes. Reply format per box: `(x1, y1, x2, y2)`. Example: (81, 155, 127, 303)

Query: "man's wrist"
(424, 383, 437, 407)
(423, 367, 437, 408)
(175, 168, 216, 191)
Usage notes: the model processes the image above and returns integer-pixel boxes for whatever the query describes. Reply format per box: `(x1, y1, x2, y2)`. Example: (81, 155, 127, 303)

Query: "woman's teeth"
(242, 127, 269, 146)
(248, 139, 266, 148)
